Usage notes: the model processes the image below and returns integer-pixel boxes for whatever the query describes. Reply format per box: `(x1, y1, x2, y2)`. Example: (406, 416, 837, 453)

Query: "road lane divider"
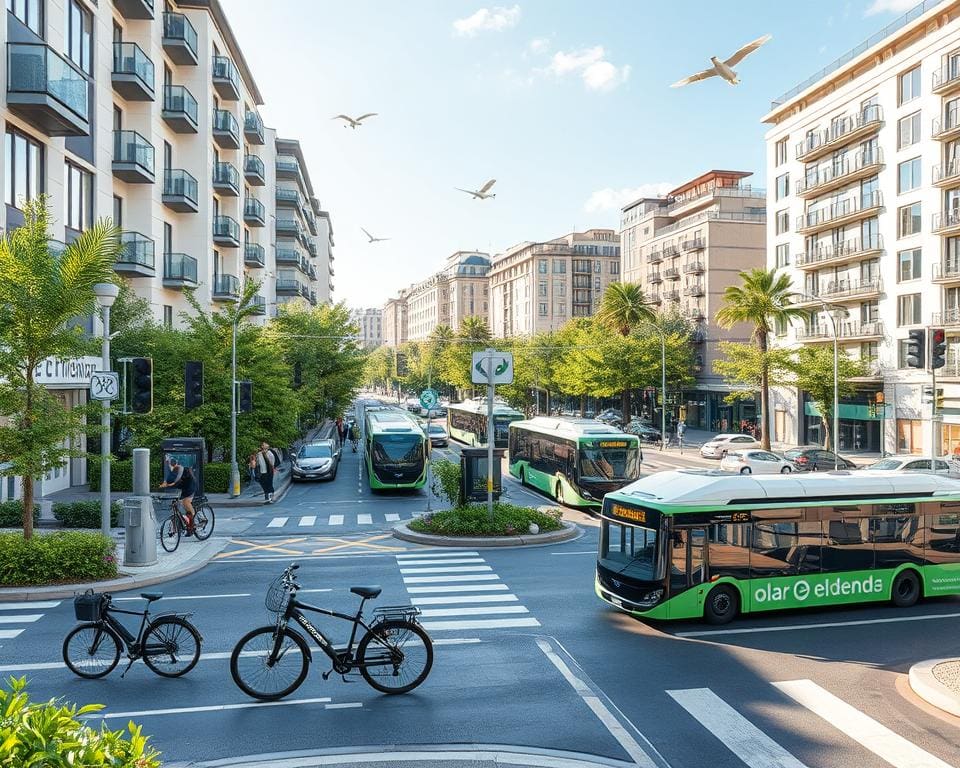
(675, 611, 960, 638)
(84, 697, 338, 720)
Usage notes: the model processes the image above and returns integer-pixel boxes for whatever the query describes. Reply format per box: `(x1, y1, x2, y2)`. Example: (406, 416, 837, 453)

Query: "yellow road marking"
(311, 534, 402, 555)
(215, 538, 308, 559)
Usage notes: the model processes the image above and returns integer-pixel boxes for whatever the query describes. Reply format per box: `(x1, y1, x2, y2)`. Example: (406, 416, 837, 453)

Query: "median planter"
(394, 504, 580, 547)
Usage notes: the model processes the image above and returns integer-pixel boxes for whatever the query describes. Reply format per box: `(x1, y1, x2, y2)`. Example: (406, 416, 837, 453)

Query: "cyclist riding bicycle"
(349, 423, 360, 452)
(159, 456, 196, 535)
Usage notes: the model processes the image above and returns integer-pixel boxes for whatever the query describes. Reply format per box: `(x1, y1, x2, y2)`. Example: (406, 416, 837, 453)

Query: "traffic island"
(909, 658, 960, 717)
(392, 504, 581, 547)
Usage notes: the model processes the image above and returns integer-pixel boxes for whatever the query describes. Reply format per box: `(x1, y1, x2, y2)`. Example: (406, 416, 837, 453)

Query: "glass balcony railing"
(163, 169, 198, 204)
(113, 130, 155, 175)
(212, 108, 239, 142)
(276, 187, 301, 205)
(244, 197, 265, 221)
(212, 215, 240, 242)
(244, 154, 265, 178)
(118, 231, 155, 269)
(244, 110, 264, 142)
(7, 42, 89, 122)
(244, 242, 265, 267)
(164, 252, 197, 283)
(212, 161, 240, 190)
(162, 85, 197, 124)
(212, 55, 240, 95)
(112, 42, 154, 93)
(162, 12, 198, 60)
(213, 273, 240, 298)
(276, 156, 300, 176)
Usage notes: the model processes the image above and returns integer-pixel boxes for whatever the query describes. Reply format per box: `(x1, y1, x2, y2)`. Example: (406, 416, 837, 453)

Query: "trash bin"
(460, 447, 504, 503)
(123, 496, 157, 566)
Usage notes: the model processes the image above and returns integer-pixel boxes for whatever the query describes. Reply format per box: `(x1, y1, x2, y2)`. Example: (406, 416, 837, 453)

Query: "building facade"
(351, 307, 383, 349)
(764, 0, 960, 454)
(620, 171, 766, 431)
(488, 229, 619, 338)
(382, 291, 407, 348)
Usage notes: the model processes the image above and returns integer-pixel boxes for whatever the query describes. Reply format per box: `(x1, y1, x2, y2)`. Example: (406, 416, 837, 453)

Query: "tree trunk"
(758, 329, 771, 450)
(580, 395, 586, 417)
(821, 415, 831, 450)
(22, 368, 34, 540)
(545, 389, 551, 416)
(621, 389, 631, 423)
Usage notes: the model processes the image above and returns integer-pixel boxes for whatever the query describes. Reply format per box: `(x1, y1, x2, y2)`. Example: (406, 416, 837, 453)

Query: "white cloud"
(545, 46, 630, 91)
(527, 37, 549, 54)
(864, 0, 916, 16)
(453, 5, 521, 36)
(584, 183, 674, 213)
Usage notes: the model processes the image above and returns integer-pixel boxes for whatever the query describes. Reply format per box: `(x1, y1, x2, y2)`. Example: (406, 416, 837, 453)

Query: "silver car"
(292, 440, 340, 481)
(700, 433, 761, 458)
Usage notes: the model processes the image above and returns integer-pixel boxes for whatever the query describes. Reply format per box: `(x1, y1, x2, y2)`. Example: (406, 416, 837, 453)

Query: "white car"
(700, 433, 760, 458)
(720, 449, 794, 474)
(864, 455, 954, 474)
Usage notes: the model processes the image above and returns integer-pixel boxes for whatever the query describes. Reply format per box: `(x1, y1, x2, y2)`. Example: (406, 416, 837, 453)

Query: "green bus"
(596, 469, 960, 624)
(364, 407, 428, 490)
(447, 400, 524, 449)
(509, 417, 641, 508)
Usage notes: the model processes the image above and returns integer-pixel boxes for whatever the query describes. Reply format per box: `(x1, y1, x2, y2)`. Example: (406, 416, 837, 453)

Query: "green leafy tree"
(787, 346, 868, 449)
(363, 345, 394, 393)
(553, 319, 607, 415)
(439, 316, 492, 395)
(596, 282, 656, 417)
(713, 341, 795, 424)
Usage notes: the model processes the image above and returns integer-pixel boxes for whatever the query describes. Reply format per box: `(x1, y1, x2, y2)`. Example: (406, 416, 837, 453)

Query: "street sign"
(419, 388, 439, 410)
(89, 371, 119, 401)
(471, 350, 514, 384)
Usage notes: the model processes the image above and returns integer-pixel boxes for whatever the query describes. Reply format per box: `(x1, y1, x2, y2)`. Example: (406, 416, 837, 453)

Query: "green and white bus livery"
(509, 417, 641, 508)
(597, 469, 960, 624)
(447, 400, 524, 448)
(364, 407, 429, 490)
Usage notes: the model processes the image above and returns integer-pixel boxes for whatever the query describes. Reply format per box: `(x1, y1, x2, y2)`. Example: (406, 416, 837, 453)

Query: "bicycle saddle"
(350, 585, 382, 599)
(140, 592, 163, 602)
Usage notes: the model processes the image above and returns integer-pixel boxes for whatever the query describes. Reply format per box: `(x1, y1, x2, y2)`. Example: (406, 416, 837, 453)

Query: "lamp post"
(230, 310, 240, 497)
(93, 283, 120, 537)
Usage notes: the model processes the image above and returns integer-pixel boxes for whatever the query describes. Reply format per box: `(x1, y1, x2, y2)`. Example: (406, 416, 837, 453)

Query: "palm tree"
(0, 197, 120, 538)
(716, 268, 806, 450)
(457, 315, 491, 342)
(596, 282, 655, 419)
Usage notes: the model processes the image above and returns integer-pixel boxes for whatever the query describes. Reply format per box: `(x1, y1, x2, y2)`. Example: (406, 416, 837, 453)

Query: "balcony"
(684, 306, 706, 321)
(933, 260, 960, 284)
(795, 149, 884, 198)
(933, 209, 960, 236)
(683, 261, 704, 275)
(309, 290, 318, 306)
(683, 282, 705, 297)
(933, 63, 960, 96)
(244, 242, 265, 268)
(276, 248, 307, 272)
(162, 169, 198, 213)
(115, 232, 155, 277)
(299, 284, 311, 300)
(308, 241, 318, 258)
(212, 55, 240, 100)
(644, 291, 661, 304)
(797, 321, 884, 343)
(795, 191, 883, 235)
(112, 130, 155, 184)
(114, 0, 154, 19)
(934, 159, 960, 188)
(250, 294, 267, 315)
(681, 238, 704, 251)
(794, 105, 883, 163)
(243, 197, 266, 227)
(933, 109, 960, 142)
(162, 12, 198, 66)
(276, 156, 301, 179)
(933, 308, 960, 328)
(818, 277, 883, 302)
(276, 278, 304, 296)
(647, 271, 662, 284)
(663, 267, 680, 280)
(6, 43, 89, 136)
(276, 218, 304, 240)
(276, 187, 301, 208)
(212, 215, 240, 248)
(306, 212, 318, 236)
(648, 250, 663, 264)
(795, 235, 883, 270)
(161, 84, 197, 133)
(212, 108, 240, 150)
(163, 252, 197, 289)
(244, 110, 265, 145)
(112, 43, 154, 101)
(212, 161, 240, 197)
(244, 154, 265, 186)
(212, 273, 240, 302)
(662, 289, 680, 301)
(663, 245, 679, 257)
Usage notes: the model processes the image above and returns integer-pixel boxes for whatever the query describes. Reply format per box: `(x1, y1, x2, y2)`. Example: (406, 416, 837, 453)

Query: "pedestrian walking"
(247, 453, 257, 486)
(256, 441, 279, 503)
(336, 416, 346, 444)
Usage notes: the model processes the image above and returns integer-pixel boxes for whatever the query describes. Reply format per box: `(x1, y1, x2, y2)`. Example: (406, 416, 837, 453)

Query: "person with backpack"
(158, 456, 197, 535)
(256, 441, 281, 503)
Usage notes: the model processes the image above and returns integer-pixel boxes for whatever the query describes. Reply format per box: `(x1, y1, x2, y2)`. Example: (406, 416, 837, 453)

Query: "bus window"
(869, 515, 921, 568)
(670, 527, 707, 591)
(822, 518, 874, 571)
(599, 520, 661, 580)
(707, 523, 750, 580)
(927, 512, 960, 559)
(750, 522, 820, 577)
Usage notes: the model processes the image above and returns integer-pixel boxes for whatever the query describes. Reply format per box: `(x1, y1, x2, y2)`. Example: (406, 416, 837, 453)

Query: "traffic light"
(130, 357, 153, 414)
(906, 329, 926, 369)
(931, 328, 947, 369)
(184, 361, 203, 410)
(238, 380, 253, 413)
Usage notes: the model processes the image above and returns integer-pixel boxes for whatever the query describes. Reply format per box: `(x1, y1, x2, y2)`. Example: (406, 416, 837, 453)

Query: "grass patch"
(0, 532, 118, 586)
(409, 503, 563, 537)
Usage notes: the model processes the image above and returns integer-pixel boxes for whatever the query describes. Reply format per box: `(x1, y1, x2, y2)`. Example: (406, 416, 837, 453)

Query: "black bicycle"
(230, 563, 433, 700)
(62, 591, 202, 679)
(154, 493, 215, 553)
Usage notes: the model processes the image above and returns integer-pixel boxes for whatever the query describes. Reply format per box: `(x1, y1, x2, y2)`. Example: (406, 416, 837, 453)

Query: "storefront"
(801, 390, 883, 452)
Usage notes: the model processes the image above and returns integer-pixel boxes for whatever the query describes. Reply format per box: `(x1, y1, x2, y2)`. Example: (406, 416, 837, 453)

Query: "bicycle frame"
(99, 605, 151, 653)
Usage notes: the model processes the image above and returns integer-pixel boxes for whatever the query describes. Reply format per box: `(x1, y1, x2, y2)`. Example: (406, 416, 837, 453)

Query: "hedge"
(88, 460, 233, 494)
(409, 503, 564, 537)
(53, 501, 122, 529)
(0, 500, 38, 528)
(0, 531, 117, 586)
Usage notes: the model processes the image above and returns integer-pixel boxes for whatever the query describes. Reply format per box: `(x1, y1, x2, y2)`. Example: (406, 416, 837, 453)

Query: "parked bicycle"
(154, 493, 215, 553)
(230, 563, 433, 701)
(63, 590, 202, 679)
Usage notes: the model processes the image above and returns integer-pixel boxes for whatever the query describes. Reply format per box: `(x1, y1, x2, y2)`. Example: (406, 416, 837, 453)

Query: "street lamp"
(93, 282, 120, 536)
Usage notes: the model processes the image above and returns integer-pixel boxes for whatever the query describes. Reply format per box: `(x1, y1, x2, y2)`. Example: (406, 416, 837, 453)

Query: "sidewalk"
(909, 658, 960, 718)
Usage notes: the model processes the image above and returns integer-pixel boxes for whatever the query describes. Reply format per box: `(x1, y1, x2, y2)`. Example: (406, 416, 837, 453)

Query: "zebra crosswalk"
(0, 600, 60, 641)
(264, 511, 419, 529)
(396, 550, 540, 632)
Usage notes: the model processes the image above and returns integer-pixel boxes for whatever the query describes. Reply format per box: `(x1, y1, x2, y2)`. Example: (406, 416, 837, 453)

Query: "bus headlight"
(639, 589, 663, 607)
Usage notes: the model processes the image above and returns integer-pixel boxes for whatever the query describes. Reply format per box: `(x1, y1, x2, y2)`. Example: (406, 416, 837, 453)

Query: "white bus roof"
(511, 416, 639, 441)
(609, 469, 960, 507)
(448, 399, 524, 417)
(366, 409, 421, 434)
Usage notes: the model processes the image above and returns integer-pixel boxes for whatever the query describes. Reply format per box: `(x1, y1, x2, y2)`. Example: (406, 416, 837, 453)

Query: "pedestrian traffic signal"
(906, 329, 926, 369)
(184, 361, 203, 410)
(130, 357, 153, 414)
(931, 328, 947, 370)
(238, 380, 253, 413)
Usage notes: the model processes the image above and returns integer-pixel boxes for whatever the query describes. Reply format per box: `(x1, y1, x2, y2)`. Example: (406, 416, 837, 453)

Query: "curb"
(214, 474, 293, 508)
(0, 536, 229, 602)
(391, 520, 580, 548)
(909, 658, 960, 718)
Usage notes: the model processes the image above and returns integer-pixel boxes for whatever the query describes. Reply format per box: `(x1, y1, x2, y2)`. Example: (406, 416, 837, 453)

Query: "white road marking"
(394, 558, 485, 566)
(419, 617, 540, 631)
(676, 611, 960, 638)
(0, 614, 41, 624)
(406, 584, 509, 594)
(115, 593, 250, 602)
(411, 594, 519, 605)
(299, 588, 333, 594)
(0, 629, 24, 639)
(772, 679, 954, 768)
(267, 517, 288, 528)
(396, 551, 479, 559)
(299, 516, 317, 527)
(0, 601, 60, 610)
(667, 687, 809, 768)
(432, 638, 482, 645)
(419, 606, 529, 618)
(385, 513, 400, 522)
(399, 566, 493, 575)
(402, 574, 500, 584)
(328, 515, 344, 526)
(550, 550, 596, 556)
(357, 514, 373, 525)
(325, 702, 363, 710)
(85, 697, 333, 720)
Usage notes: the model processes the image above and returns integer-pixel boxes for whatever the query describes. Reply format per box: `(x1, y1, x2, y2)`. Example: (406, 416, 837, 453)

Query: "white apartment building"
(351, 307, 382, 349)
(488, 229, 619, 338)
(382, 291, 407, 348)
(764, 0, 960, 455)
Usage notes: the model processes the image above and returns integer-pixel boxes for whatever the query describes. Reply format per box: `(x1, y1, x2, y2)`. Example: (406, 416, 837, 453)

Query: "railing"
(651, 210, 765, 237)
(683, 261, 704, 274)
(933, 308, 960, 325)
(682, 238, 704, 250)
(935, 260, 960, 280)
(664, 267, 680, 279)
(244, 154, 265, 178)
(244, 109, 264, 139)
(797, 321, 884, 341)
(798, 191, 882, 230)
(933, 62, 960, 91)
(212, 108, 239, 138)
(640, 185, 765, 221)
(275, 187, 301, 205)
(276, 218, 303, 236)
(112, 42, 154, 89)
(213, 273, 240, 298)
(647, 272, 662, 283)
(113, 130, 154, 173)
(250, 294, 267, 314)
(662, 289, 680, 300)
(118, 232, 154, 268)
(276, 156, 300, 175)
(162, 84, 197, 122)
(212, 161, 239, 189)
(644, 292, 661, 303)
(530, 243, 575, 255)
(934, 159, 960, 184)
(244, 197, 265, 220)
(162, 12, 198, 53)
(212, 215, 240, 241)
(933, 209, 960, 233)
(663, 245, 679, 257)
(7, 42, 88, 121)
(932, 106, 960, 138)
(163, 169, 198, 204)
(683, 283, 705, 296)
(795, 149, 883, 195)
(796, 235, 883, 267)
(648, 250, 663, 263)
(244, 242, 265, 267)
(164, 252, 197, 283)
(212, 55, 240, 92)
(819, 277, 882, 299)
(276, 247, 303, 265)
(795, 105, 882, 160)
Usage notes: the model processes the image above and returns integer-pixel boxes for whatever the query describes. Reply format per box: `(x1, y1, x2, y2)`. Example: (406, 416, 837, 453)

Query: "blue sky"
(225, 0, 922, 307)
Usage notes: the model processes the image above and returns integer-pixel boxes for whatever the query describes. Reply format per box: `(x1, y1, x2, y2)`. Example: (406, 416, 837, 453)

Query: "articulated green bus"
(596, 470, 960, 624)
(509, 417, 641, 508)
(364, 407, 428, 490)
(447, 400, 524, 448)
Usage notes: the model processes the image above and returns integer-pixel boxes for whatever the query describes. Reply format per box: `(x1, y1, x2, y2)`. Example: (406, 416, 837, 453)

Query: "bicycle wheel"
(159, 514, 181, 553)
(192, 503, 215, 541)
(62, 622, 122, 679)
(230, 626, 310, 701)
(142, 616, 202, 678)
(357, 620, 433, 694)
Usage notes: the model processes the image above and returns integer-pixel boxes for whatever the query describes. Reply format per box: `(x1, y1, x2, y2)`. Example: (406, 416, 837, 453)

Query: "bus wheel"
(891, 570, 920, 608)
(704, 586, 738, 625)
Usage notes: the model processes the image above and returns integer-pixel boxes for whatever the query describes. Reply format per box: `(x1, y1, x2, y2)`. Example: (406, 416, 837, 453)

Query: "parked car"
(782, 447, 857, 471)
(425, 423, 449, 447)
(864, 455, 953, 473)
(699, 434, 760, 458)
(720, 449, 795, 474)
(624, 421, 662, 443)
(292, 439, 340, 481)
(405, 398, 421, 413)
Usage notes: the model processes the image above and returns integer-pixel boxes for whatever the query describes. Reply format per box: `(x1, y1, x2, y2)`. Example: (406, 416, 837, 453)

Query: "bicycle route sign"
(420, 388, 439, 410)
(90, 371, 120, 401)
(471, 349, 514, 385)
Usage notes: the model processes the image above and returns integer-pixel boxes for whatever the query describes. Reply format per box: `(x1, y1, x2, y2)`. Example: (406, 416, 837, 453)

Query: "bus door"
(670, 527, 708, 596)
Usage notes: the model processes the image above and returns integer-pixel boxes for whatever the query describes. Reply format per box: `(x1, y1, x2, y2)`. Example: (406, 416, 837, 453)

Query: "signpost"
(89, 371, 119, 401)
(420, 388, 439, 514)
(471, 349, 514, 521)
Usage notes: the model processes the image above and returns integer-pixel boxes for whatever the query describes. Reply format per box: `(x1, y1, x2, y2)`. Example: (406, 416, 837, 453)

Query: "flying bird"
(361, 227, 390, 243)
(332, 113, 378, 129)
(670, 34, 772, 88)
(456, 179, 497, 200)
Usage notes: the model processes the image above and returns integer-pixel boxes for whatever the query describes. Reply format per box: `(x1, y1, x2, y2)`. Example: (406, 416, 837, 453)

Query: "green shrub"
(0, 532, 117, 586)
(409, 503, 563, 537)
(0, 676, 161, 768)
(203, 462, 231, 494)
(89, 459, 231, 494)
(430, 459, 463, 508)
(0, 500, 38, 528)
(52, 501, 122, 528)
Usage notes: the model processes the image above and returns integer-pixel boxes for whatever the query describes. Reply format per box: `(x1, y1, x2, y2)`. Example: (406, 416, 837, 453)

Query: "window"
(4, 127, 43, 209)
(67, 0, 93, 75)
(898, 158, 921, 193)
(538, 302, 547, 317)
(594, 260, 602, 273)
(775, 243, 790, 267)
(610, 261, 619, 275)
(897, 339, 913, 368)
(553, 282, 566, 297)
(552, 259, 566, 274)
(163, 305, 173, 328)
(898, 112, 920, 149)
(774, 316, 787, 337)
(775, 137, 788, 166)
(898, 202, 921, 237)
(112, 195, 122, 227)
(64, 161, 92, 232)
(898, 248, 921, 282)
(775, 173, 789, 200)
(897, 293, 921, 326)
(899, 65, 920, 105)
(537, 259, 547, 274)
(7, 0, 42, 35)
(775, 209, 789, 235)
(538, 280, 547, 297)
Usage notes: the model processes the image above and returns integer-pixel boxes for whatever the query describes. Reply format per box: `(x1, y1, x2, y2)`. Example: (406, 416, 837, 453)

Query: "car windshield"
(372, 434, 422, 466)
(599, 520, 660, 579)
(579, 444, 639, 481)
(866, 459, 903, 470)
(300, 445, 332, 459)
(427, 425, 445, 434)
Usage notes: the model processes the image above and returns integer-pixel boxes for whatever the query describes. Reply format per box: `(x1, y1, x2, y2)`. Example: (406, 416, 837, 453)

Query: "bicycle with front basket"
(230, 563, 433, 700)
(62, 590, 202, 679)
(154, 493, 215, 553)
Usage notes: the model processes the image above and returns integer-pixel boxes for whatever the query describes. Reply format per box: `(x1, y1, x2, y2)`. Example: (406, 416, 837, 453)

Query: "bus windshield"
(372, 434, 422, 467)
(494, 416, 519, 445)
(599, 520, 660, 579)
(579, 445, 639, 481)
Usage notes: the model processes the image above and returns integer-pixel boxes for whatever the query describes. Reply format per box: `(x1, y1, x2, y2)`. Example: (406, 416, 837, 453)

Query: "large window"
(4, 128, 43, 209)
(67, 0, 93, 75)
(775, 137, 788, 166)
(64, 161, 92, 232)
(775, 243, 789, 268)
(775, 209, 789, 235)
(898, 248, 921, 282)
(552, 259, 566, 274)
(898, 158, 922, 194)
(898, 202, 921, 237)
(898, 112, 920, 149)
(7, 0, 42, 35)
(775, 173, 789, 200)
(897, 293, 921, 326)
(899, 65, 920, 105)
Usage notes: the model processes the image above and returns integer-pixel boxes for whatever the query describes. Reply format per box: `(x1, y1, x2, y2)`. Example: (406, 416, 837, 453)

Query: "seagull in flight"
(361, 227, 390, 243)
(670, 34, 772, 88)
(332, 113, 378, 129)
(456, 179, 497, 200)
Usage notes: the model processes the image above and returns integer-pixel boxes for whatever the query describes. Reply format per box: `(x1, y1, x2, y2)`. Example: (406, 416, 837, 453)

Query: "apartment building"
(620, 171, 766, 431)
(488, 229, 619, 338)
(382, 291, 407, 348)
(764, 0, 960, 455)
(350, 307, 382, 349)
